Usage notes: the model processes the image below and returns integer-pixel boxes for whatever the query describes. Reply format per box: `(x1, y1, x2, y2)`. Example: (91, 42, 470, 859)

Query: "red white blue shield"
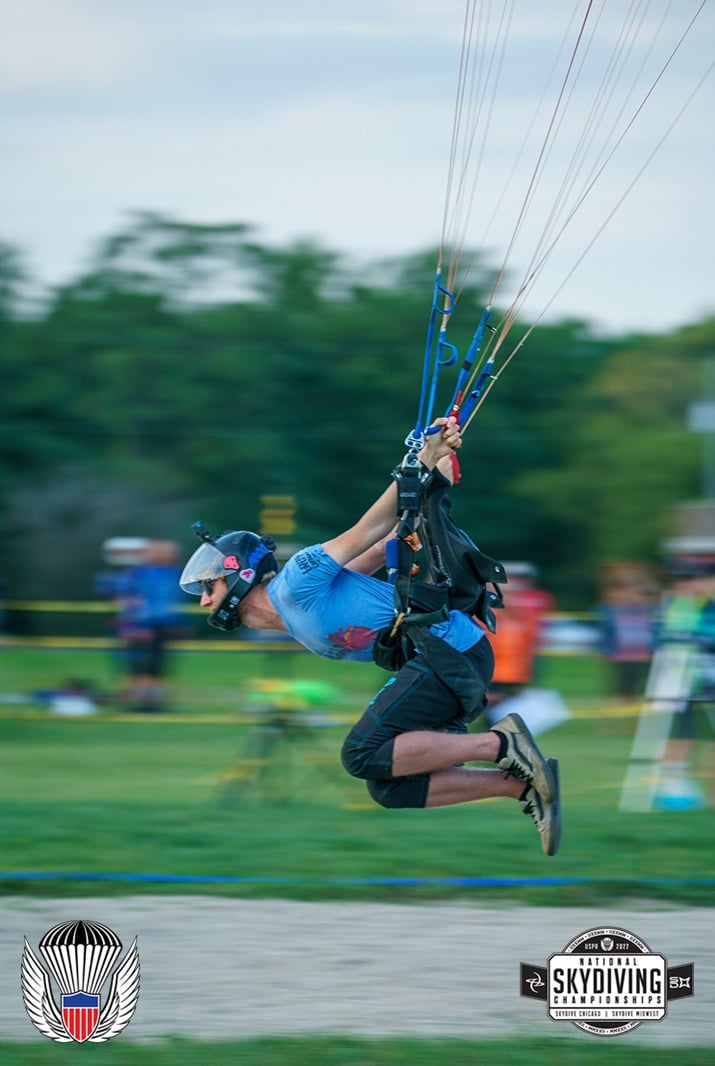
(62, 991, 100, 1042)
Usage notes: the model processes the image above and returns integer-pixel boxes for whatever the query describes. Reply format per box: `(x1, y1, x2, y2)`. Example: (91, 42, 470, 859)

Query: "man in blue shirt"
(180, 418, 560, 854)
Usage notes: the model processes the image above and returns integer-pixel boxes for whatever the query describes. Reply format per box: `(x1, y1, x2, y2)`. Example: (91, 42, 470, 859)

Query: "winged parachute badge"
(21, 919, 139, 1043)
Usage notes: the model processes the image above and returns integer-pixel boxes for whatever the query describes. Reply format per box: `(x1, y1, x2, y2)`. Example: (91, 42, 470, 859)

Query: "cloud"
(1, 0, 713, 333)
(0, 1, 155, 92)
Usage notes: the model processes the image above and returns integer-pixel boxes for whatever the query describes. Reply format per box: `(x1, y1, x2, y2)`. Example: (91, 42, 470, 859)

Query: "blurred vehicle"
(539, 614, 601, 653)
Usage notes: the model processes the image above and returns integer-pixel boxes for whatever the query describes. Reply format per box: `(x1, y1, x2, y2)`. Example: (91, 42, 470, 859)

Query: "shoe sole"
(544, 757, 562, 857)
(499, 712, 556, 803)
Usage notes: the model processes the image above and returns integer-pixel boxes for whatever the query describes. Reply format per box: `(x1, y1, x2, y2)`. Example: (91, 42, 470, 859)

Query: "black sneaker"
(520, 757, 561, 856)
(493, 712, 556, 802)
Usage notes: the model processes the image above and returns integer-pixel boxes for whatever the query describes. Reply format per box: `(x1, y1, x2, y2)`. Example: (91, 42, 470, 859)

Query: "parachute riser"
(416, 302, 496, 444)
(409, 269, 458, 453)
(443, 305, 496, 422)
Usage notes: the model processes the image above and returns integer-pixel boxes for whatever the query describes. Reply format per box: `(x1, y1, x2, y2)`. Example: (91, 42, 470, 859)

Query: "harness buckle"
(403, 431, 425, 455)
(404, 531, 422, 552)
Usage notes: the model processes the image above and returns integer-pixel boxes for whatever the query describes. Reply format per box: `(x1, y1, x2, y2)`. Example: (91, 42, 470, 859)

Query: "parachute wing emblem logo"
(21, 920, 139, 1043)
(90, 937, 140, 1042)
(21, 940, 70, 1042)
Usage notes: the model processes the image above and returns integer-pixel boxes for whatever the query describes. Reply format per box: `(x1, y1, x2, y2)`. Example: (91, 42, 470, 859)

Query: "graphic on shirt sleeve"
(294, 550, 323, 574)
(328, 625, 377, 651)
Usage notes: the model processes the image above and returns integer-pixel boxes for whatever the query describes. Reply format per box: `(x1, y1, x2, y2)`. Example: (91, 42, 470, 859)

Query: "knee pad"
(341, 730, 396, 782)
(366, 777, 427, 810)
(340, 732, 367, 779)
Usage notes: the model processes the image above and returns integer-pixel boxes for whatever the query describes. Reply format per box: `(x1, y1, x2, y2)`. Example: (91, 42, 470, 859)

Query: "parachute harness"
(374, 454, 507, 673)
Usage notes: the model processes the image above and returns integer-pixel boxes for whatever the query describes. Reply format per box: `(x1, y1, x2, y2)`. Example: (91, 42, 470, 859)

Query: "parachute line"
(426, 0, 712, 435)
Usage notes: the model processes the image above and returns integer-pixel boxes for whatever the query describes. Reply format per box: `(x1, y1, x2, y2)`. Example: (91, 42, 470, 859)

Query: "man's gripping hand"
(419, 417, 462, 469)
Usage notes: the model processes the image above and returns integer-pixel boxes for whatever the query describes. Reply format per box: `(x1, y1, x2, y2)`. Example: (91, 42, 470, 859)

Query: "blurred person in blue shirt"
(100, 539, 184, 713)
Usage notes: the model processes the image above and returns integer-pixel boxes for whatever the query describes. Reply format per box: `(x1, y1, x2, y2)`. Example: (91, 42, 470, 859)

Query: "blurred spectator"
(98, 538, 185, 712)
(650, 559, 715, 808)
(596, 562, 659, 702)
(478, 562, 569, 736)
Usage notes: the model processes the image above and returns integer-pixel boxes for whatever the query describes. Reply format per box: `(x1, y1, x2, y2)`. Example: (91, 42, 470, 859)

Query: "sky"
(2, 0, 713, 335)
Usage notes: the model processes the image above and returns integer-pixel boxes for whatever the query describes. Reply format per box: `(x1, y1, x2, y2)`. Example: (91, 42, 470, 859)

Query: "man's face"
(200, 577, 228, 609)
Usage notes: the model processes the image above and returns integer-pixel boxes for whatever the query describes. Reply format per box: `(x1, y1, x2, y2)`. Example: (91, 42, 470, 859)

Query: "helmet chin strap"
(209, 572, 257, 631)
(208, 592, 241, 631)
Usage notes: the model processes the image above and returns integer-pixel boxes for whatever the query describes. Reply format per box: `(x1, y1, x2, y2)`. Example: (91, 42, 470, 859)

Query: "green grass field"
(2, 647, 713, 1061)
(0, 1036, 707, 1066)
(1, 647, 713, 905)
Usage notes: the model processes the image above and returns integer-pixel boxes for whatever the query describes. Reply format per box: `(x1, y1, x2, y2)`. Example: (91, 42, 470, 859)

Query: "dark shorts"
(125, 626, 167, 677)
(340, 634, 494, 808)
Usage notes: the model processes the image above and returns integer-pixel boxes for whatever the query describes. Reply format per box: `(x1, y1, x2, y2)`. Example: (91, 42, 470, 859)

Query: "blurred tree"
(1, 213, 713, 611)
(0, 241, 25, 317)
(512, 321, 714, 601)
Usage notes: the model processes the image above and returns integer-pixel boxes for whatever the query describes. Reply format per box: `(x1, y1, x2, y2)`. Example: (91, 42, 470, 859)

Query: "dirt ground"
(2, 897, 711, 1047)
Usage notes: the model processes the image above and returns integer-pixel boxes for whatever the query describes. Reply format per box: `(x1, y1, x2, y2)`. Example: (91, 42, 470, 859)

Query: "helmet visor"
(179, 542, 230, 595)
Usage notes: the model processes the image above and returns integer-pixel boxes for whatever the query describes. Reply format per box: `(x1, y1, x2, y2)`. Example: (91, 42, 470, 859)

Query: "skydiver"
(179, 417, 561, 854)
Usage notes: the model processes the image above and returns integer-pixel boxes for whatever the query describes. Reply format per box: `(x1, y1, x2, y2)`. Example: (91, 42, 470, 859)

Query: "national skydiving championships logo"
(520, 926, 693, 1037)
(21, 919, 139, 1043)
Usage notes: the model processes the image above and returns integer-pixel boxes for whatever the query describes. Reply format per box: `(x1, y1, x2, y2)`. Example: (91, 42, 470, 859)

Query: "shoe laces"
(520, 788, 544, 826)
(501, 760, 529, 782)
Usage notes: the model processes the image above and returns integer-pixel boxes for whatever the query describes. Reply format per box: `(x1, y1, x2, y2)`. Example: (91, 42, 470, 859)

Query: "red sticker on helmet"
(223, 555, 240, 570)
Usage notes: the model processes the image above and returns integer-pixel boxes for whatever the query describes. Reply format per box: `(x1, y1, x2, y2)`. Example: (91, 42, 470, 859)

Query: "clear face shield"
(179, 542, 232, 596)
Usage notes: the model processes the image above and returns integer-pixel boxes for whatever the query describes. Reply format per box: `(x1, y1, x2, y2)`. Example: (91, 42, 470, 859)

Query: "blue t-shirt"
(267, 544, 483, 662)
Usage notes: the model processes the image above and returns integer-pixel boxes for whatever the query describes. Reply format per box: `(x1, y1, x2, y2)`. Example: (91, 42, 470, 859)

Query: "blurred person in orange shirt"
(486, 562, 555, 706)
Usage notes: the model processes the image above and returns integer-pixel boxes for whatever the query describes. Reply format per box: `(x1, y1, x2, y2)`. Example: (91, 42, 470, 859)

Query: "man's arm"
(321, 417, 461, 567)
(343, 530, 396, 576)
